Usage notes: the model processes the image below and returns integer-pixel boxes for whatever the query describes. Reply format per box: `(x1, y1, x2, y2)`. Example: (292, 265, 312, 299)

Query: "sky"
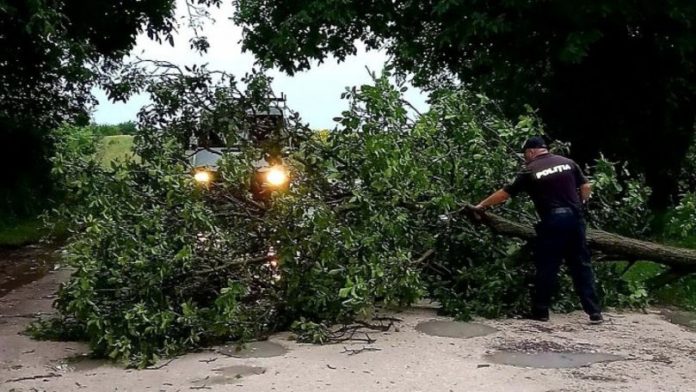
(92, 1, 429, 129)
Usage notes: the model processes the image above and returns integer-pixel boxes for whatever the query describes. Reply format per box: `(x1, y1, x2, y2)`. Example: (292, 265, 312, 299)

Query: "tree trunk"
(461, 206, 696, 272)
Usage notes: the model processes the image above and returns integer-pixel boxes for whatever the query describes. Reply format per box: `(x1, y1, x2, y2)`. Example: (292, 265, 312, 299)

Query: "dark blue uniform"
(504, 153, 601, 317)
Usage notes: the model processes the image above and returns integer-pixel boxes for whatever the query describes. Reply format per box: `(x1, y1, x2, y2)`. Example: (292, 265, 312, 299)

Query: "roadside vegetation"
(0, 125, 136, 248)
(622, 261, 696, 310)
(0, 218, 46, 248)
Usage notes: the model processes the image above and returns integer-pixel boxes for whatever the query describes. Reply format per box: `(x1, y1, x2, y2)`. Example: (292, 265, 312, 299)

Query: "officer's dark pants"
(533, 209, 602, 316)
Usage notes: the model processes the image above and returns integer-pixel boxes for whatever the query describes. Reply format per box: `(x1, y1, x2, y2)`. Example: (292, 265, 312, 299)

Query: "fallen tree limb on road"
(459, 205, 696, 273)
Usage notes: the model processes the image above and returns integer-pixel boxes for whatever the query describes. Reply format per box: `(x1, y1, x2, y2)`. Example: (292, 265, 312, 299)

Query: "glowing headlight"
(266, 166, 288, 186)
(194, 170, 211, 184)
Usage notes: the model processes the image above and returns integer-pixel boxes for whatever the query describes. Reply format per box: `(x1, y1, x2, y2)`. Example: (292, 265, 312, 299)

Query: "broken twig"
(341, 346, 382, 355)
(5, 373, 62, 383)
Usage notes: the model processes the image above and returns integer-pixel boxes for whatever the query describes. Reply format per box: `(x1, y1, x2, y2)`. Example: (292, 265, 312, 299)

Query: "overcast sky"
(92, 0, 428, 129)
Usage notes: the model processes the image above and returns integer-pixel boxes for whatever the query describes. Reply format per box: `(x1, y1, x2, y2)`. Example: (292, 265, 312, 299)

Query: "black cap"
(521, 136, 547, 152)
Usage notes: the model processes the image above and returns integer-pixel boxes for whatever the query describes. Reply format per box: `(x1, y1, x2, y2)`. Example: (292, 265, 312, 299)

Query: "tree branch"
(459, 205, 696, 272)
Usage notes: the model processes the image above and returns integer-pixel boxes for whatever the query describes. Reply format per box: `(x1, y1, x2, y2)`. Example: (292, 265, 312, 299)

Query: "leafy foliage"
(91, 122, 138, 137)
(48, 139, 280, 367)
(678, 141, 696, 193)
(668, 193, 696, 242)
(655, 144, 696, 247)
(0, 0, 219, 216)
(37, 66, 656, 367)
(290, 318, 330, 344)
(0, 0, 219, 117)
(586, 157, 652, 237)
(233, 0, 696, 207)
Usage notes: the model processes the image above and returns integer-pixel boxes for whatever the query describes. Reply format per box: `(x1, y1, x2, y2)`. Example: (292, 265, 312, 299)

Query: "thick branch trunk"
(461, 206, 696, 272)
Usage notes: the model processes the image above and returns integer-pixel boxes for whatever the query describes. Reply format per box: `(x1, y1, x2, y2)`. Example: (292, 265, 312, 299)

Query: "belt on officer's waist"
(546, 207, 575, 215)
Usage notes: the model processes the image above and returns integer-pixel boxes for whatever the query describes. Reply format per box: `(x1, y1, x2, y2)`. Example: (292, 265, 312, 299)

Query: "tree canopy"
(0, 0, 219, 215)
(233, 0, 696, 207)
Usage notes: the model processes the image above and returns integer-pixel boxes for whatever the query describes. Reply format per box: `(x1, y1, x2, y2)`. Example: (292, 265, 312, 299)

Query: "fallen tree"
(38, 66, 694, 366)
(461, 205, 696, 281)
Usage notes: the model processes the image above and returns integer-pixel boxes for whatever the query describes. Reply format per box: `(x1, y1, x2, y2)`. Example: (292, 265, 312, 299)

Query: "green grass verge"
(0, 218, 46, 248)
(99, 135, 135, 168)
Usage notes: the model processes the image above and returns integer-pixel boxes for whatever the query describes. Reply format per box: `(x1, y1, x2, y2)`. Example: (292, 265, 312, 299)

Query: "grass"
(99, 135, 135, 168)
(0, 218, 46, 248)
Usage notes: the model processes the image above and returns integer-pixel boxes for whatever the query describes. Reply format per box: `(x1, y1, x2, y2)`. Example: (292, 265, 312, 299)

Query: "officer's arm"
(580, 183, 592, 204)
(477, 170, 527, 209)
(572, 161, 591, 204)
(475, 189, 511, 210)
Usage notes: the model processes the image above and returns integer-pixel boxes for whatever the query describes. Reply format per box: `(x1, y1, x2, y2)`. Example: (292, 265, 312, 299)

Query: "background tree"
(233, 0, 696, 208)
(0, 0, 219, 217)
(90, 122, 138, 137)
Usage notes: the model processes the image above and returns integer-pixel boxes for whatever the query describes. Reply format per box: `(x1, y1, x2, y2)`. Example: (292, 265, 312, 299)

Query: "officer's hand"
(466, 204, 486, 222)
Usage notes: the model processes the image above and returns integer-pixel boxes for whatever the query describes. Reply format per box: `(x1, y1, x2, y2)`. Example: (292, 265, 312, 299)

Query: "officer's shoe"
(530, 314, 550, 322)
(524, 309, 550, 322)
(589, 313, 604, 325)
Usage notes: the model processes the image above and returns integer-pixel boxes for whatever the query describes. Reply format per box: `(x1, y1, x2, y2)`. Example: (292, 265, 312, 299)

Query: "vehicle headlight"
(194, 170, 211, 184)
(265, 166, 289, 187)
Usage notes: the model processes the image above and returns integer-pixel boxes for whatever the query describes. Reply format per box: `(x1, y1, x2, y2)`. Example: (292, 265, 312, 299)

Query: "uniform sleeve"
(572, 162, 589, 186)
(503, 171, 530, 196)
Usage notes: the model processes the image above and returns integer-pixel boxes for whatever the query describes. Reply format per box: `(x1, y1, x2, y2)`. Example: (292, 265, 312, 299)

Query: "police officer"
(475, 136, 603, 324)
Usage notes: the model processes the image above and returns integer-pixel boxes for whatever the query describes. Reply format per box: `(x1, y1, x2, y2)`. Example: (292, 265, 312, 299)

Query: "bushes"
(667, 193, 696, 243)
(90, 122, 138, 137)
